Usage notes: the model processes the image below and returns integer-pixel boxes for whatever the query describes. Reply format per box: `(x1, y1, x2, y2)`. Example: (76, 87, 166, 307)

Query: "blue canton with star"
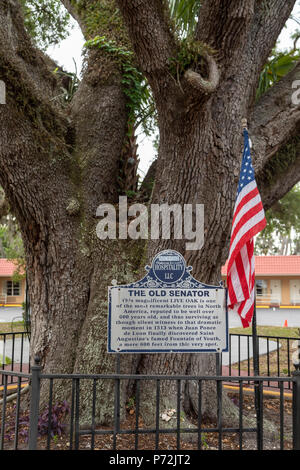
(237, 129, 255, 197)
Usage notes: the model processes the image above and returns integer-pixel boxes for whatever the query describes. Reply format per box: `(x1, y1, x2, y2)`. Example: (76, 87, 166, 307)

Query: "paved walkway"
(222, 335, 280, 366)
(229, 308, 300, 328)
(0, 337, 30, 365)
(0, 306, 23, 323)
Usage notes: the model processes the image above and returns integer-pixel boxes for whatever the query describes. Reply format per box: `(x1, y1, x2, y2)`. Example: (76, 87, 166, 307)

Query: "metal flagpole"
(241, 118, 262, 448)
(253, 280, 262, 449)
(252, 291, 259, 377)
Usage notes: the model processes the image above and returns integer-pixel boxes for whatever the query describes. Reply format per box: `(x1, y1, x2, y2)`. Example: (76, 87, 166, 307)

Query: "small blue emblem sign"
(152, 251, 186, 283)
(108, 250, 228, 353)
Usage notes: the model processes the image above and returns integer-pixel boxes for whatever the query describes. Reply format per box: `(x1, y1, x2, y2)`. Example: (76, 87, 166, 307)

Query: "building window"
(256, 280, 267, 296)
(6, 281, 20, 296)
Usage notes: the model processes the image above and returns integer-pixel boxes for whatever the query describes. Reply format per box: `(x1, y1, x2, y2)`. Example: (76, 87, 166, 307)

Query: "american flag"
(227, 129, 266, 328)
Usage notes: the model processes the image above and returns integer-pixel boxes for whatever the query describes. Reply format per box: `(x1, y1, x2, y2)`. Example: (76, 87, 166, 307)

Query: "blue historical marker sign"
(108, 250, 228, 353)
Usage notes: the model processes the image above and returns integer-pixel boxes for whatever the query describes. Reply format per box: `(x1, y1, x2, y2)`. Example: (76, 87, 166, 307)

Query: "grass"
(229, 326, 300, 377)
(0, 354, 12, 365)
(230, 325, 300, 338)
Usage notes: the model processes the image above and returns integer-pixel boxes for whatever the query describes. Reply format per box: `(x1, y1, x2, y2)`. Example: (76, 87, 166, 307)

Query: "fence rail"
(1, 361, 300, 451)
(1, 330, 299, 387)
(0, 331, 30, 385)
(224, 334, 300, 390)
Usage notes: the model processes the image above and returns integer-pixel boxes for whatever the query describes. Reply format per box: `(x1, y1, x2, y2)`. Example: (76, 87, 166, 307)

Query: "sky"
(46, 4, 300, 177)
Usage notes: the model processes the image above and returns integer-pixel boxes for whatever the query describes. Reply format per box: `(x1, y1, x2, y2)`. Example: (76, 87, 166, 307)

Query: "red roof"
(0, 259, 19, 277)
(222, 256, 300, 276)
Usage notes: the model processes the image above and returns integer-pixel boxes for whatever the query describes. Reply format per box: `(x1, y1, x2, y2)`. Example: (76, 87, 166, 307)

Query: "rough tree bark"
(0, 0, 299, 427)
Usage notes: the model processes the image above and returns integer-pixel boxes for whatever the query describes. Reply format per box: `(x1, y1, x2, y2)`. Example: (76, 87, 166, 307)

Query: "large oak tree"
(0, 0, 300, 425)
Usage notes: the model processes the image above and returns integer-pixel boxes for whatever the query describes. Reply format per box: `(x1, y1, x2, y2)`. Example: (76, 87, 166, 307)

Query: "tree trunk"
(0, 0, 300, 429)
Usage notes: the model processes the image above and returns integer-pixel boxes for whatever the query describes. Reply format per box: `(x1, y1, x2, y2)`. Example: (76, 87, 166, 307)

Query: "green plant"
(201, 432, 209, 449)
(0, 354, 12, 366)
(169, 37, 216, 81)
(126, 396, 136, 409)
(169, 0, 201, 37)
(125, 190, 138, 199)
(52, 60, 80, 104)
(257, 49, 300, 100)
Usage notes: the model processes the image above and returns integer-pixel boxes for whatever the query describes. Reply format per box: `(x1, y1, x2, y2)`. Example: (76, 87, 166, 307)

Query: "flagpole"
(241, 119, 260, 372)
(252, 292, 259, 377)
(253, 289, 262, 449)
(233, 117, 263, 449)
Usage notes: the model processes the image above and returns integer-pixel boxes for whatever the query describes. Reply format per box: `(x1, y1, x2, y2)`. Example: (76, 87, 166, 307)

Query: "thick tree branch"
(248, 1, 297, 75)
(0, 0, 68, 130)
(196, 0, 255, 64)
(116, 0, 176, 75)
(0, 0, 73, 230)
(250, 61, 300, 171)
(258, 142, 300, 211)
(249, 59, 300, 208)
(115, 0, 180, 105)
(196, 0, 296, 111)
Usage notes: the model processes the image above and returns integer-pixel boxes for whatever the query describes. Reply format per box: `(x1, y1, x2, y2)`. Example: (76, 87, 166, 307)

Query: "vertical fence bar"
(11, 335, 15, 381)
(197, 380, 202, 450)
(217, 377, 222, 450)
(0, 373, 7, 450)
(1, 335, 6, 383)
(229, 335, 232, 376)
(238, 335, 241, 376)
(239, 380, 243, 450)
(247, 336, 250, 378)
(267, 338, 270, 386)
(176, 379, 181, 450)
(155, 379, 160, 450)
(113, 354, 121, 450)
(20, 334, 24, 374)
(293, 371, 300, 450)
(74, 378, 80, 450)
(279, 381, 284, 450)
(257, 381, 263, 450)
(46, 378, 54, 450)
(277, 338, 280, 387)
(287, 340, 291, 390)
(252, 301, 259, 377)
(28, 356, 42, 450)
(13, 376, 22, 450)
(91, 378, 97, 450)
(69, 378, 76, 450)
(135, 380, 140, 450)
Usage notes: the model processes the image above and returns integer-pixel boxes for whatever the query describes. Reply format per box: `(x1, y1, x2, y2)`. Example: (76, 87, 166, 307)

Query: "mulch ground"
(1, 390, 294, 451)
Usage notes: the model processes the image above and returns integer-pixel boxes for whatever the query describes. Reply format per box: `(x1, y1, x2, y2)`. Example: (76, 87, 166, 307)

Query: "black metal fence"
(0, 331, 30, 385)
(223, 334, 300, 389)
(1, 359, 300, 451)
(1, 330, 299, 387)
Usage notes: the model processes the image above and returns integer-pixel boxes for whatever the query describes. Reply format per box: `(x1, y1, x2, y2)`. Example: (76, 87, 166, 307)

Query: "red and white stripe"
(227, 181, 266, 328)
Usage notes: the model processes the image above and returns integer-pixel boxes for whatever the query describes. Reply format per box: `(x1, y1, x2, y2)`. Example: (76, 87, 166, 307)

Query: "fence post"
(28, 355, 41, 450)
(293, 370, 300, 450)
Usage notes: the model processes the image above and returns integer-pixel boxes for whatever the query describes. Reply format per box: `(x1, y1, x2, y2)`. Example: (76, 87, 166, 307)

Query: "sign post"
(108, 250, 228, 355)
